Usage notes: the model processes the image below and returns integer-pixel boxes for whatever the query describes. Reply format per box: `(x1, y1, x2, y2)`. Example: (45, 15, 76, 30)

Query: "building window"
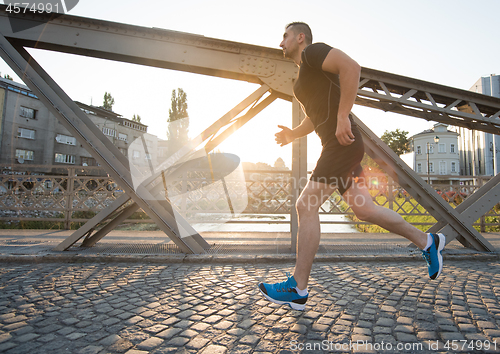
(451, 162, 457, 173)
(450, 144, 455, 153)
(132, 150, 140, 159)
(439, 161, 446, 175)
(123, 120, 146, 132)
(118, 133, 128, 142)
(429, 145, 434, 154)
(102, 127, 116, 137)
(417, 163, 422, 173)
(416, 145, 421, 154)
(55, 134, 77, 145)
(8, 86, 37, 98)
(15, 149, 34, 161)
(81, 157, 98, 166)
(145, 153, 152, 160)
(17, 127, 35, 139)
(429, 162, 434, 173)
(55, 153, 75, 164)
(118, 147, 127, 156)
(81, 108, 96, 115)
(20, 106, 36, 119)
(438, 143, 446, 153)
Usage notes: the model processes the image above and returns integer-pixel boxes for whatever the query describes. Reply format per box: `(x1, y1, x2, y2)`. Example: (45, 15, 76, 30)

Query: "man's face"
(280, 26, 299, 59)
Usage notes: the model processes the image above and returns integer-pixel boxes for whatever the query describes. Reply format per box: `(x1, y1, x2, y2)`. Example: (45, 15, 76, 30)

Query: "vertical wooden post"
(480, 214, 486, 233)
(387, 176, 394, 212)
(65, 168, 75, 230)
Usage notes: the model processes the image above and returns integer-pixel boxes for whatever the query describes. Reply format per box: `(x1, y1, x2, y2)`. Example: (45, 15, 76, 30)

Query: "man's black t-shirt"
(293, 42, 364, 194)
(293, 42, 357, 146)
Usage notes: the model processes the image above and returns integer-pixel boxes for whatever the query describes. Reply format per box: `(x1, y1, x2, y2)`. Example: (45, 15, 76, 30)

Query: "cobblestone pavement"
(1, 260, 500, 353)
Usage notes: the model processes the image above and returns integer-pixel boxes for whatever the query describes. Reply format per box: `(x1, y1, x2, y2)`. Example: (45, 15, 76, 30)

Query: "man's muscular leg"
(293, 180, 336, 290)
(343, 180, 427, 249)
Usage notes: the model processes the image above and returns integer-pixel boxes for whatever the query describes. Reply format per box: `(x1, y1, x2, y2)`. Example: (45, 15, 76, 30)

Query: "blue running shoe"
(258, 273, 308, 310)
(421, 233, 445, 279)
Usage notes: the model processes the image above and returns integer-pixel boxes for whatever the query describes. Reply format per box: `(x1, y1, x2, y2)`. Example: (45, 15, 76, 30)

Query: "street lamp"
(427, 135, 440, 184)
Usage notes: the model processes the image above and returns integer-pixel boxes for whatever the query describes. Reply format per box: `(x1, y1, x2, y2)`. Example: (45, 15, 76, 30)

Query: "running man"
(258, 22, 446, 311)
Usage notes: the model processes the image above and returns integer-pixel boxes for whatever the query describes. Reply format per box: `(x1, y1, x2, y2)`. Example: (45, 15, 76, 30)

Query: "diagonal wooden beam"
(0, 34, 208, 253)
(57, 85, 272, 249)
(427, 173, 500, 249)
(352, 112, 495, 252)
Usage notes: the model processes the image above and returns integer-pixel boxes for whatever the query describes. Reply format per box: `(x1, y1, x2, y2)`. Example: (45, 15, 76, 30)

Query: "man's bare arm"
(275, 117, 314, 147)
(321, 48, 361, 146)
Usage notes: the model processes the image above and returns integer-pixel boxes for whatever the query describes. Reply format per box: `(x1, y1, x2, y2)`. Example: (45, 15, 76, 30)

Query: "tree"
(166, 88, 189, 155)
(381, 128, 410, 156)
(102, 92, 115, 111)
(168, 88, 188, 123)
(132, 114, 141, 123)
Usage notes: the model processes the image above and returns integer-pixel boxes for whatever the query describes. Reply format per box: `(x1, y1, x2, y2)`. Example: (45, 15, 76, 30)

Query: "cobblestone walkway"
(0, 260, 499, 353)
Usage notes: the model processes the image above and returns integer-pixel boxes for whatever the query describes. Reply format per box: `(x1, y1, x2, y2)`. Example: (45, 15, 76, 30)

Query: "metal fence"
(0, 164, 498, 232)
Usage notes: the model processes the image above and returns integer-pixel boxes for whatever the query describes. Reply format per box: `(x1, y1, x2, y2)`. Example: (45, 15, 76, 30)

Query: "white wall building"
(407, 123, 460, 184)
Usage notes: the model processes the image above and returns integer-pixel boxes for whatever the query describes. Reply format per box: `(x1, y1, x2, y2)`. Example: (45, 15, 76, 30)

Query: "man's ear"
(297, 32, 305, 44)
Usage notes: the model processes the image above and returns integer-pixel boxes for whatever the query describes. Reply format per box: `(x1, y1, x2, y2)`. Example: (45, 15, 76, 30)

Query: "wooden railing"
(0, 165, 498, 231)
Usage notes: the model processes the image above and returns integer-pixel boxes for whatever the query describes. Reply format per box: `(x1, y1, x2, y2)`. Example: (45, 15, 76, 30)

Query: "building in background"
(455, 74, 500, 176)
(0, 77, 157, 174)
(402, 123, 460, 185)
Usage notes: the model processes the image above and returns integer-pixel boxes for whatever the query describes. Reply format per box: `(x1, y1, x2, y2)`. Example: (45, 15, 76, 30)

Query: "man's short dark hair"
(286, 22, 313, 45)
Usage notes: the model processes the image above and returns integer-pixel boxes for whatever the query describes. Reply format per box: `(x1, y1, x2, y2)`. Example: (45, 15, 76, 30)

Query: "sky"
(1, 0, 499, 169)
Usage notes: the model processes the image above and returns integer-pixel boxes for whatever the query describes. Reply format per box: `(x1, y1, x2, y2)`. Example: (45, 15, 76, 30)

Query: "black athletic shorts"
(310, 124, 365, 195)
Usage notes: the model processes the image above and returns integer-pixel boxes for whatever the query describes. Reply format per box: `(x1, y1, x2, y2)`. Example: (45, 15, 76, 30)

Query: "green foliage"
(72, 210, 97, 219)
(129, 211, 150, 220)
(103, 91, 115, 111)
(166, 88, 189, 155)
(381, 129, 410, 156)
(350, 194, 437, 233)
(0, 220, 65, 229)
(168, 88, 188, 122)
